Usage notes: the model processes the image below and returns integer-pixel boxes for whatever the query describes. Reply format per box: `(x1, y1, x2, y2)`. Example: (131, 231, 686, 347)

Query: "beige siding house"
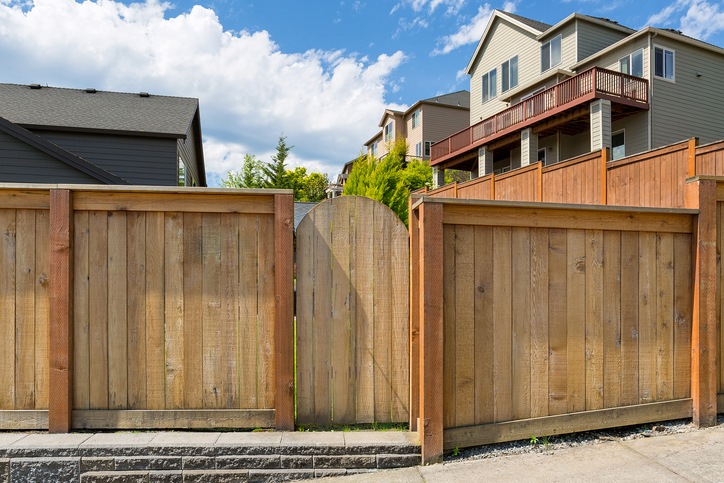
(431, 10, 724, 185)
(363, 91, 469, 162)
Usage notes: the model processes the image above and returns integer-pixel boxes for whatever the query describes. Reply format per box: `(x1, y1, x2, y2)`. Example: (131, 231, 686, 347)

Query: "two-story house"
(364, 91, 470, 161)
(430, 10, 724, 185)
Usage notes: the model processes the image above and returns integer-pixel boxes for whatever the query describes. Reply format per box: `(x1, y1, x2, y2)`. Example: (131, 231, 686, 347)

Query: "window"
(415, 142, 422, 157)
(482, 68, 497, 103)
(521, 86, 546, 101)
(371, 141, 378, 156)
(411, 109, 420, 129)
(424, 141, 432, 157)
(502, 56, 519, 92)
(385, 122, 393, 141)
(620, 49, 644, 78)
(541, 35, 562, 72)
(654, 46, 675, 81)
(537, 148, 546, 164)
(612, 130, 625, 160)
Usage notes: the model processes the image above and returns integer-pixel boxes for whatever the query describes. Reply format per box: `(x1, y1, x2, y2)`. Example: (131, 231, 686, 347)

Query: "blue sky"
(2, 0, 724, 186)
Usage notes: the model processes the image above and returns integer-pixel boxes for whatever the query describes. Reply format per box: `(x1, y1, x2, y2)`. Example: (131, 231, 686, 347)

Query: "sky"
(1, 0, 724, 186)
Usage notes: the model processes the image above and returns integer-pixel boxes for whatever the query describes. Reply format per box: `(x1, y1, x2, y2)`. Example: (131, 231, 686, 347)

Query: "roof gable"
(378, 109, 403, 128)
(0, 116, 129, 185)
(464, 10, 546, 75)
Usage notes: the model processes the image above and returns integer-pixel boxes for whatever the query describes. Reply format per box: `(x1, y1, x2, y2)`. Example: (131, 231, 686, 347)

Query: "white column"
(521, 128, 538, 167)
(478, 146, 494, 177)
(432, 167, 445, 189)
(590, 99, 612, 151)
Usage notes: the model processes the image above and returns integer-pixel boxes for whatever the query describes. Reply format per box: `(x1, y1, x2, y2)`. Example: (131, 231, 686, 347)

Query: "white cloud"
(0, 0, 406, 184)
(431, 4, 493, 55)
(644, 0, 724, 40)
(502, 1, 516, 13)
(393, 0, 467, 15)
(645, 0, 689, 26)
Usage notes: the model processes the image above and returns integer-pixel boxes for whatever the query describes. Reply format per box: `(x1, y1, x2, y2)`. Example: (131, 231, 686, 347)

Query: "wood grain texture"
(331, 196, 352, 423)
(164, 212, 184, 410)
(202, 213, 222, 409)
(239, 214, 259, 410)
(72, 211, 89, 410)
(71, 409, 275, 429)
(183, 212, 203, 409)
(145, 212, 165, 410)
(511, 227, 531, 420)
(356, 197, 375, 424)
(566, 230, 586, 413)
(474, 225, 494, 425)
(547, 229, 567, 416)
(454, 225, 474, 427)
(493, 226, 512, 422)
(390, 210, 410, 423)
(34, 210, 50, 410)
(442, 224, 456, 429)
(530, 228, 549, 418)
(257, 214, 275, 410)
(221, 213, 240, 410)
(274, 194, 294, 429)
(603, 230, 621, 409)
(620, 231, 639, 406)
(107, 211, 127, 410)
(16, 209, 36, 410)
(88, 210, 108, 410)
(126, 212, 146, 409)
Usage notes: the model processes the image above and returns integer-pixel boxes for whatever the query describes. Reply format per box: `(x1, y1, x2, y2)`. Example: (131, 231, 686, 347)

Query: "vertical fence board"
(566, 230, 586, 413)
(355, 198, 375, 423)
(620, 231, 640, 406)
(673, 233, 692, 399)
(656, 233, 675, 401)
(220, 213, 240, 410)
(474, 226, 494, 425)
(374, 206, 392, 423)
(493, 226, 512, 422)
(107, 211, 127, 410)
(530, 228, 549, 418)
(390, 215, 409, 423)
(296, 214, 313, 419)
(257, 214, 276, 410)
(331, 197, 352, 423)
(512, 227, 531, 420)
(72, 211, 89, 410)
(548, 228, 567, 415)
(312, 204, 332, 422)
(202, 213, 222, 409)
(183, 213, 203, 409)
(164, 212, 184, 410)
(454, 225, 474, 427)
(88, 211, 108, 410)
(16, 209, 36, 410)
(35, 210, 49, 410)
(603, 231, 621, 409)
(0, 210, 15, 410)
(145, 212, 165, 410)
(638, 232, 657, 403)
(239, 214, 259, 410)
(585, 230, 604, 411)
(126, 212, 146, 409)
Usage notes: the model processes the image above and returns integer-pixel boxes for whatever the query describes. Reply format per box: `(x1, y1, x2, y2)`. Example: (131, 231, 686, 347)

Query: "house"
(0, 83, 206, 186)
(364, 91, 470, 161)
(326, 159, 355, 198)
(430, 10, 724, 186)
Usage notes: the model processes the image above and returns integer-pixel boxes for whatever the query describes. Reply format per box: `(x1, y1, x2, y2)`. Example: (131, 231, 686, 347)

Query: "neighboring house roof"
(0, 83, 198, 138)
(537, 13, 634, 40)
(0, 116, 129, 185)
(378, 109, 404, 128)
(364, 130, 383, 148)
(418, 90, 471, 109)
(503, 12, 552, 33)
(294, 202, 318, 231)
(342, 159, 355, 174)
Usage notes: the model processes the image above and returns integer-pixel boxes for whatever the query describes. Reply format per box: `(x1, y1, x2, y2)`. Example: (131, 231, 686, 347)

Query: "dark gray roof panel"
(503, 12, 552, 32)
(294, 202, 318, 231)
(422, 90, 470, 109)
(0, 84, 198, 138)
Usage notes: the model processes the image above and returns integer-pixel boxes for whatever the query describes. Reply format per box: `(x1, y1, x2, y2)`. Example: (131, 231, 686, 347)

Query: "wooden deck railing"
(431, 67, 649, 163)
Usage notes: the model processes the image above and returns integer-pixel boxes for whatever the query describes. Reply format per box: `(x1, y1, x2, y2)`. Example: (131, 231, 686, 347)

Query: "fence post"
(418, 201, 443, 464)
(491, 172, 496, 200)
(537, 162, 543, 202)
(453, 181, 458, 199)
(685, 179, 718, 427)
(409, 198, 420, 433)
(601, 147, 610, 205)
(49, 189, 74, 433)
(688, 137, 700, 178)
(274, 193, 295, 430)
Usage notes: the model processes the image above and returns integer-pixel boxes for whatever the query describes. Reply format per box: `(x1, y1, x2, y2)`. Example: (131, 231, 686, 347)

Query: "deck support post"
(478, 147, 494, 177)
(521, 128, 538, 167)
(432, 167, 445, 189)
(590, 99, 612, 152)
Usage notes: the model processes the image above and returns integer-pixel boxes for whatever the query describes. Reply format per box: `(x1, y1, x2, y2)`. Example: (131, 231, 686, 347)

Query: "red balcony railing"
(431, 66, 648, 163)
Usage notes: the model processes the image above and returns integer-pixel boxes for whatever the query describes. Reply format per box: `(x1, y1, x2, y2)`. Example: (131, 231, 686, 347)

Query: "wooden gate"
(296, 196, 409, 424)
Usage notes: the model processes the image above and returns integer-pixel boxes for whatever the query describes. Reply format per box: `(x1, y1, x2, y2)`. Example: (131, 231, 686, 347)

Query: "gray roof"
(421, 90, 470, 109)
(294, 202, 318, 231)
(504, 12, 552, 33)
(0, 83, 198, 138)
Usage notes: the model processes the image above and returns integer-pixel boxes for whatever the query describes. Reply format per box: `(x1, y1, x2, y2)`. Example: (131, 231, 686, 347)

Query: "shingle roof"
(503, 12, 552, 33)
(0, 83, 198, 138)
(421, 90, 470, 109)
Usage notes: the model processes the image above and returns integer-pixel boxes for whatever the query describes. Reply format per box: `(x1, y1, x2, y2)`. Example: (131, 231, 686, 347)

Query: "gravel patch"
(445, 413, 724, 464)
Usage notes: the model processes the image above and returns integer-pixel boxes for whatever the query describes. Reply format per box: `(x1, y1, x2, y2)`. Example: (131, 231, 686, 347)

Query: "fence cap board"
(0, 183, 293, 196)
(412, 196, 699, 215)
(686, 175, 724, 182)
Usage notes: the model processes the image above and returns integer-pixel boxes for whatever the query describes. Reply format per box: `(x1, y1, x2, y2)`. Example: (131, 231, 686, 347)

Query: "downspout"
(648, 31, 656, 151)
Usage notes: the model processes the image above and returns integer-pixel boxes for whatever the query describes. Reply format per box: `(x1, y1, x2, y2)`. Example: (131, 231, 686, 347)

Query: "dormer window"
(384, 121, 393, 141)
(411, 109, 420, 129)
(482, 68, 497, 103)
(541, 35, 562, 72)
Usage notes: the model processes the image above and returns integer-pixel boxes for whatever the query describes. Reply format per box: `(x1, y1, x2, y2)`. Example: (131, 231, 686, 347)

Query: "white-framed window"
(619, 48, 644, 78)
(654, 46, 675, 81)
(415, 142, 422, 157)
(482, 68, 497, 103)
(537, 148, 546, 164)
(385, 122, 393, 141)
(541, 34, 562, 72)
(371, 141, 378, 156)
(411, 109, 420, 129)
(424, 141, 432, 157)
(502, 55, 519, 92)
(521, 86, 546, 101)
(612, 130, 625, 160)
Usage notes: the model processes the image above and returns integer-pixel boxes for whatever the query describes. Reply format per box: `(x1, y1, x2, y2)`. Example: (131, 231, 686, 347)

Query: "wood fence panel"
(0, 207, 50, 412)
(432, 201, 695, 447)
(296, 196, 409, 425)
(718, 202, 724, 398)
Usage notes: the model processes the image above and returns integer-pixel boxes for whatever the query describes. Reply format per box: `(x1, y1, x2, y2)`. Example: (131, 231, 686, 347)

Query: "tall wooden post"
(687, 137, 700, 179)
(418, 201, 443, 464)
(685, 179, 718, 427)
(601, 147, 610, 205)
(49, 189, 74, 432)
(409, 197, 420, 432)
(274, 193, 295, 430)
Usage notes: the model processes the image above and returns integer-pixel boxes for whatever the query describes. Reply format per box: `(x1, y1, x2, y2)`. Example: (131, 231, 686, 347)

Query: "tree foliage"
(221, 154, 263, 189)
(262, 135, 293, 189)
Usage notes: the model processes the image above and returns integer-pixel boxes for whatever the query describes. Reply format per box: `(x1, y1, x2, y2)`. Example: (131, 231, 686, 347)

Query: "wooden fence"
(0, 185, 294, 432)
(296, 196, 409, 425)
(421, 138, 724, 209)
(411, 192, 718, 463)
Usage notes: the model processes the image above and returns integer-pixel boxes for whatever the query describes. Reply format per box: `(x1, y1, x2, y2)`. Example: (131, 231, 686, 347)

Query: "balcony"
(431, 67, 649, 168)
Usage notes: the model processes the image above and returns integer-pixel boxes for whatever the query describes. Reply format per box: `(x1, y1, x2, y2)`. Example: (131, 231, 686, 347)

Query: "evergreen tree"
(263, 135, 294, 189)
(221, 154, 263, 188)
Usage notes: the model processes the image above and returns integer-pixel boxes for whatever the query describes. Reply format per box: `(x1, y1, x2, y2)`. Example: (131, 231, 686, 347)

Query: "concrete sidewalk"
(324, 425, 724, 482)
